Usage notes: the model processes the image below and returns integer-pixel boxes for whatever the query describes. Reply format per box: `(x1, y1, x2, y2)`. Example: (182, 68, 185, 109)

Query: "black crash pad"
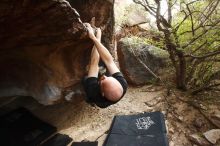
(0, 108, 56, 146)
(104, 111, 169, 146)
(71, 141, 98, 146)
(41, 133, 72, 146)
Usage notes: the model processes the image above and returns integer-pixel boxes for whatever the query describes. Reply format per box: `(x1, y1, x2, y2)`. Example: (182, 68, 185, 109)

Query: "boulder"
(114, 0, 151, 33)
(188, 134, 211, 146)
(210, 111, 220, 128)
(0, 0, 114, 105)
(117, 37, 169, 85)
(203, 129, 220, 144)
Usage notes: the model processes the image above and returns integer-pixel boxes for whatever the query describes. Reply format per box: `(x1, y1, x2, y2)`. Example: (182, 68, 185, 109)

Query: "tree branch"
(191, 40, 208, 54)
(192, 83, 220, 95)
(199, 1, 220, 24)
(174, 10, 190, 32)
(186, 3, 195, 36)
(185, 50, 220, 59)
(133, 0, 156, 17)
(182, 29, 209, 49)
(181, 20, 220, 49)
(177, 10, 211, 35)
(168, 0, 172, 25)
(179, 1, 220, 36)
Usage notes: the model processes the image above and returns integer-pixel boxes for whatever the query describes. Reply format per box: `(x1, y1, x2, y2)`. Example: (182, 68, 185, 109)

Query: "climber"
(82, 23, 128, 108)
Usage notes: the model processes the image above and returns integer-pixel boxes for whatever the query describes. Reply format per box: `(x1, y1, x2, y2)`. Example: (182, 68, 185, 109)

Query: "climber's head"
(100, 75, 123, 102)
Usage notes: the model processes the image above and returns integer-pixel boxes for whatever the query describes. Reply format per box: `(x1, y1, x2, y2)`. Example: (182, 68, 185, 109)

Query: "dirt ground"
(1, 85, 220, 146)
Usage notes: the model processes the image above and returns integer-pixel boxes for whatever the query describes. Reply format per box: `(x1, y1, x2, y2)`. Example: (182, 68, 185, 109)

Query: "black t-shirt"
(82, 72, 128, 108)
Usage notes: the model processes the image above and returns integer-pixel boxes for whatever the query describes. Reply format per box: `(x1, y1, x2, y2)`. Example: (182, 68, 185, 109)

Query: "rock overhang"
(0, 0, 114, 105)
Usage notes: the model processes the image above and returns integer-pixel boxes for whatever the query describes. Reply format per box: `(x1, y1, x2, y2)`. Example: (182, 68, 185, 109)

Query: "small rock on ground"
(203, 129, 220, 144)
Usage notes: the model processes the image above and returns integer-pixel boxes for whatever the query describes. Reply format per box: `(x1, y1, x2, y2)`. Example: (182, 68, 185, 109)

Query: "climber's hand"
(84, 23, 96, 40)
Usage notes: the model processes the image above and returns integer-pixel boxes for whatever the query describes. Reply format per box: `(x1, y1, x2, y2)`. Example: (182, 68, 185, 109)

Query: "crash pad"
(0, 108, 56, 146)
(104, 111, 169, 146)
(71, 141, 98, 146)
(41, 133, 72, 146)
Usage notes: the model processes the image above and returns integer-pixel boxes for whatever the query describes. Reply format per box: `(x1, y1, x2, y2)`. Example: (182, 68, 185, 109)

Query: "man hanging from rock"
(82, 23, 128, 108)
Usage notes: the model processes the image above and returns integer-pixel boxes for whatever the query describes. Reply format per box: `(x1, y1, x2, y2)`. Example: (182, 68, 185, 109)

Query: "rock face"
(114, 0, 150, 33)
(117, 37, 169, 85)
(68, 0, 115, 51)
(188, 134, 211, 146)
(0, 0, 114, 105)
(203, 129, 220, 144)
(210, 111, 220, 128)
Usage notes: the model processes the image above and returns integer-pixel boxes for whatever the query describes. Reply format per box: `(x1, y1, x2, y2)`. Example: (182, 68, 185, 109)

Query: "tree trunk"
(164, 32, 187, 90)
(176, 52, 187, 90)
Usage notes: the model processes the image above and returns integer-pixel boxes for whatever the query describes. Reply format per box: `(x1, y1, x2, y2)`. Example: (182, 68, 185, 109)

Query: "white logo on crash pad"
(135, 117, 155, 130)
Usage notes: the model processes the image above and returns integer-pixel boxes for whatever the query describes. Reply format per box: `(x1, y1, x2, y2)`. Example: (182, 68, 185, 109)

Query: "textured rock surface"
(117, 37, 169, 85)
(68, 0, 115, 51)
(0, 0, 114, 105)
(114, 0, 150, 33)
(203, 129, 220, 144)
(210, 111, 220, 128)
(188, 134, 211, 146)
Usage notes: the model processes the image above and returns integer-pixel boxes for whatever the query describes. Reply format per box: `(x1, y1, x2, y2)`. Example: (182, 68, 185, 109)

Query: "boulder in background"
(117, 37, 169, 85)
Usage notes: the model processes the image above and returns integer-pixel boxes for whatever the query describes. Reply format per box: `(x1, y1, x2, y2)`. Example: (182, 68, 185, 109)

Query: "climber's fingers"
(84, 23, 96, 39)
(96, 28, 102, 41)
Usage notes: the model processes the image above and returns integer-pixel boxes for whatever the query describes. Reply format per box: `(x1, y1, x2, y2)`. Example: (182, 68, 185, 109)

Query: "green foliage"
(124, 35, 164, 49)
(133, 0, 220, 91)
(175, 0, 220, 89)
(121, 36, 169, 59)
(192, 63, 214, 87)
